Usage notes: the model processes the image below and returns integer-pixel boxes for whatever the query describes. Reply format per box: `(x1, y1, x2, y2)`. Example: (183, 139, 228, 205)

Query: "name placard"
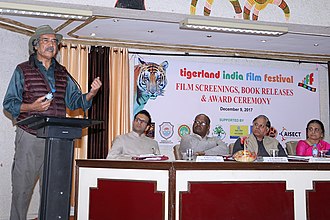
(196, 156, 224, 162)
(309, 157, 330, 163)
(263, 157, 288, 163)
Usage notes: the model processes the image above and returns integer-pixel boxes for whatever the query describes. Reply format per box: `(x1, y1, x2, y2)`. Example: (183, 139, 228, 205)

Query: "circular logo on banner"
(159, 122, 174, 140)
(178, 124, 191, 137)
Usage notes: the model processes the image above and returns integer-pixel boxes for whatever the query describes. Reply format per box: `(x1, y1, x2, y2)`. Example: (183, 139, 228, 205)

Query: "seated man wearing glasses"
(180, 113, 228, 156)
(232, 115, 287, 157)
(106, 110, 160, 159)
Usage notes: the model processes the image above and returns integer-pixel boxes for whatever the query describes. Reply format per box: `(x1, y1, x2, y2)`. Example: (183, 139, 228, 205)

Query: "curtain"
(87, 47, 130, 159)
(60, 43, 89, 158)
(59, 43, 89, 209)
(108, 48, 131, 145)
(88, 46, 110, 159)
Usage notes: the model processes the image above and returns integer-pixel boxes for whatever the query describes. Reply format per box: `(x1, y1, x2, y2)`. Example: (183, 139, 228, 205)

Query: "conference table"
(74, 159, 330, 220)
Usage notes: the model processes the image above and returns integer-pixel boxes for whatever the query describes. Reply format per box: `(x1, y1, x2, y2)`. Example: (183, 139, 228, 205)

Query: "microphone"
(67, 72, 87, 119)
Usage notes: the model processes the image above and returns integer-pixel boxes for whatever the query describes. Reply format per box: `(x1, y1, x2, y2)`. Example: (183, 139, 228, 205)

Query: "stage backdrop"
(130, 54, 320, 149)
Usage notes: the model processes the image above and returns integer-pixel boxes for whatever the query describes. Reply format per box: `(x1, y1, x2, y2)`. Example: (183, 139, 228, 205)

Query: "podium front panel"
(37, 126, 82, 139)
(40, 139, 74, 219)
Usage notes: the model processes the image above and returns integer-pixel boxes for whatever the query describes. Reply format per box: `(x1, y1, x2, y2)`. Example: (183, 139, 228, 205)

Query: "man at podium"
(2, 25, 102, 220)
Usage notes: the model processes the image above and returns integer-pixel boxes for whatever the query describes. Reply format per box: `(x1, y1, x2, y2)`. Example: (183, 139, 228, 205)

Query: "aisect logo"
(159, 122, 174, 140)
(213, 125, 226, 140)
(279, 127, 302, 141)
(298, 72, 316, 92)
(178, 124, 190, 138)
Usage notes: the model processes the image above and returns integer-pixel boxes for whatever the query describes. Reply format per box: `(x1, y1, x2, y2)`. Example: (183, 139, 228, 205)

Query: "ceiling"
(0, 1, 329, 63)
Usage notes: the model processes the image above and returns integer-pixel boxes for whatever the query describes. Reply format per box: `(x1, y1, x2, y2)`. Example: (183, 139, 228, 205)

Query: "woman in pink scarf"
(296, 119, 330, 156)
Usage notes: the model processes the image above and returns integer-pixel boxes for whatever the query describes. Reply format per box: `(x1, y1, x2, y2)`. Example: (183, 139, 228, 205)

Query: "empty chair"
(173, 144, 183, 160)
(229, 143, 235, 155)
(285, 141, 298, 155)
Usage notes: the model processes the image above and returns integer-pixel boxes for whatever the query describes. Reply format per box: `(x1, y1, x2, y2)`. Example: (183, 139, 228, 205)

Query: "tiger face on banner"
(133, 58, 169, 114)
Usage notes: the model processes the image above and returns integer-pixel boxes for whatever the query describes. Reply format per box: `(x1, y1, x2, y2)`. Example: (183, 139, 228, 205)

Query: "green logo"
(178, 125, 190, 137)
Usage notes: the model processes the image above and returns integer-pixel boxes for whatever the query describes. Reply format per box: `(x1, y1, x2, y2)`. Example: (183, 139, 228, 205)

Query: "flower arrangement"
(233, 136, 256, 162)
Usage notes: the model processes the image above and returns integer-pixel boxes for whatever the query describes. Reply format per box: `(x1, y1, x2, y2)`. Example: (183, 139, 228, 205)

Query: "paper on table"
(131, 154, 169, 161)
(288, 155, 312, 161)
(263, 157, 288, 163)
(308, 157, 330, 163)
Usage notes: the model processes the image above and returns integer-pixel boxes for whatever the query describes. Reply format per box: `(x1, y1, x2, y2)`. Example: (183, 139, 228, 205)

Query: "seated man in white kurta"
(180, 113, 228, 156)
(106, 110, 160, 159)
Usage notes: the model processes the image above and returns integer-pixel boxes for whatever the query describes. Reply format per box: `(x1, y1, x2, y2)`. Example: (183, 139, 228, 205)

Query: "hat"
(29, 25, 63, 53)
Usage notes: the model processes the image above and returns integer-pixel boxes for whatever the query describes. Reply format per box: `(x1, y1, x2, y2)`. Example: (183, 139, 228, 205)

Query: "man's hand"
(21, 95, 51, 113)
(195, 151, 205, 156)
(86, 77, 102, 101)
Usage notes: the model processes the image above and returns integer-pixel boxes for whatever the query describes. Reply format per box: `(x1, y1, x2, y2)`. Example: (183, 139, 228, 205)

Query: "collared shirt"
(106, 131, 160, 159)
(3, 55, 92, 118)
(180, 133, 228, 155)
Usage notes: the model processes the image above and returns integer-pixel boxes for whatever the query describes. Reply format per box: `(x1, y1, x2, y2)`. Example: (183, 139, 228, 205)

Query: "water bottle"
(312, 144, 318, 157)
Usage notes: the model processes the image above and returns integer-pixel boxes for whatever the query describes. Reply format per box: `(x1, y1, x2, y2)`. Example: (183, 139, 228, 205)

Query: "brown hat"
(29, 25, 63, 53)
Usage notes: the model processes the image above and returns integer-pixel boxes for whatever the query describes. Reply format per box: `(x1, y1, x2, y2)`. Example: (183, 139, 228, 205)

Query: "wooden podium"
(17, 115, 102, 220)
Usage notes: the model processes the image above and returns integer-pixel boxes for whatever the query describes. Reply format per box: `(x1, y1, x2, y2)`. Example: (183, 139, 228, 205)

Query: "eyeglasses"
(39, 38, 59, 45)
(194, 120, 207, 126)
(135, 117, 148, 125)
(308, 127, 321, 133)
(253, 123, 266, 129)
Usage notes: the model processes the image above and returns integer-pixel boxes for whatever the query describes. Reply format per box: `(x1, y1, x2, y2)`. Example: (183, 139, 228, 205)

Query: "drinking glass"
(270, 149, 279, 157)
(186, 148, 194, 160)
(319, 149, 328, 157)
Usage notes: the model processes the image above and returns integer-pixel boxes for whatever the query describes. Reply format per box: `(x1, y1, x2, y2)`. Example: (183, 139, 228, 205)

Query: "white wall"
(0, 29, 41, 219)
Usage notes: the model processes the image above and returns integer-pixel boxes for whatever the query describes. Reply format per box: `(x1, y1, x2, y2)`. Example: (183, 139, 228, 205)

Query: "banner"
(130, 55, 320, 147)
